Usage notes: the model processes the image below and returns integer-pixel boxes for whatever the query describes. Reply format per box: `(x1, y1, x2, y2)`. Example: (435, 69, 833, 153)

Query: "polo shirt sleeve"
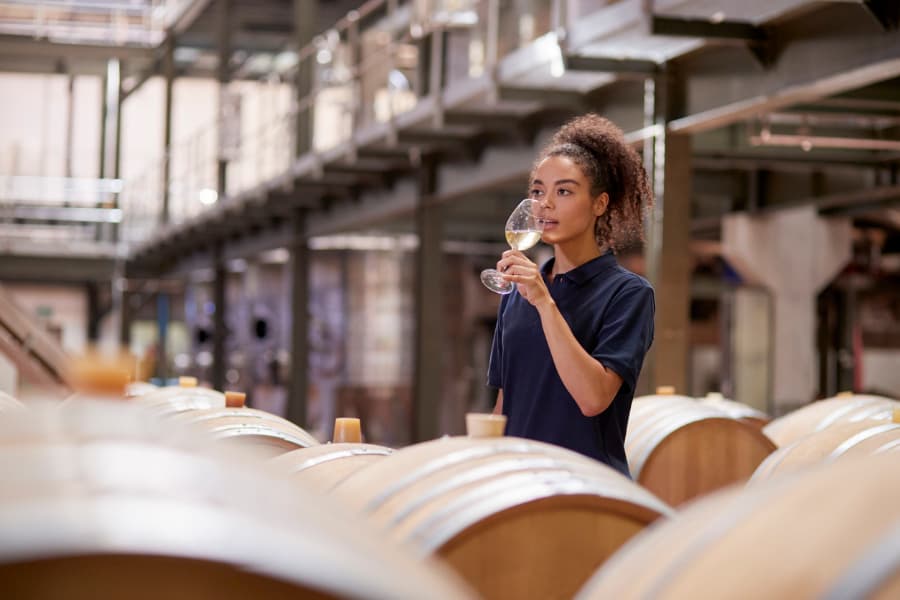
(487, 297, 507, 388)
(591, 280, 655, 391)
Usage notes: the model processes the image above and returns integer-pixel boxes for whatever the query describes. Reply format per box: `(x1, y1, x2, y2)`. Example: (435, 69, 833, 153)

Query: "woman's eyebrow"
(531, 178, 581, 186)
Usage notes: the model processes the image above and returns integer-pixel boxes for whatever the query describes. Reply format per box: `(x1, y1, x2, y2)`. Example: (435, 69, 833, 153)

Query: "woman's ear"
(593, 192, 609, 216)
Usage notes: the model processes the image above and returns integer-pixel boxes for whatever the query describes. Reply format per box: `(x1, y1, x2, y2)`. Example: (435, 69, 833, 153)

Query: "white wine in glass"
(481, 198, 544, 294)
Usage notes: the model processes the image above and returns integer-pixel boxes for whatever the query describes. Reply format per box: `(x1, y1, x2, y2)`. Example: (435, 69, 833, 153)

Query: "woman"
(487, 114, 655, 478)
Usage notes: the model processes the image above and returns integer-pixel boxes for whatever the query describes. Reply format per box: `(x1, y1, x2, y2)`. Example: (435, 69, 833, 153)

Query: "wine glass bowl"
(480, 199, 544, 294)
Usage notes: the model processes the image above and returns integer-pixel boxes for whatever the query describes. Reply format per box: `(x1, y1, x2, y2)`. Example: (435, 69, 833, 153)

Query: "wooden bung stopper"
(178, 376, 198, 388)
(656, 386, 676, 396)
(893, 408, 900, 424)
(465, 413, 507, 438)
(66, 352, 132, 397)
(836, 390, 854, 398)
(333, 418, 362, 443)
(224, 391, 246, 408)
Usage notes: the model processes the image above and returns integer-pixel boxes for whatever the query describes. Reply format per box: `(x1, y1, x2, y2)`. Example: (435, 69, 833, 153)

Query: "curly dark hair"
(531, 114, 653, 251)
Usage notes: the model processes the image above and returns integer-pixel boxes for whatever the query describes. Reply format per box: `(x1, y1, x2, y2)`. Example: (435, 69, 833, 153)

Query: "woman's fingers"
(497, 250, 532, 273)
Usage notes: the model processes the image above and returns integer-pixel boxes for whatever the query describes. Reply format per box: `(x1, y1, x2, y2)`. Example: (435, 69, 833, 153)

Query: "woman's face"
(530, 155, 607, 249)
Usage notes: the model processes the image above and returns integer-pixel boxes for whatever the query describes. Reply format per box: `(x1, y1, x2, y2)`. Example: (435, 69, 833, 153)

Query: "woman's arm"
(493, 390, 504, 415)
(534, 299, 622, 416)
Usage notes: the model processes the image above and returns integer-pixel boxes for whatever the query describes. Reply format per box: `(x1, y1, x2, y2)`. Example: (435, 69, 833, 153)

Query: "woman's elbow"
(578, 395, 612, 417)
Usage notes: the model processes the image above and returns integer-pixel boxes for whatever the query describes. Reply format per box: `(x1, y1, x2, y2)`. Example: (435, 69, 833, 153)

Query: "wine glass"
(480, 198, 544, 294)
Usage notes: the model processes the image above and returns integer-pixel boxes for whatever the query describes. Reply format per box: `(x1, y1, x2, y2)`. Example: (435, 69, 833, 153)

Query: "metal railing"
(0, 0, 198, 47)
(119, 0, 558, 248)
(0, 174, 125, 256)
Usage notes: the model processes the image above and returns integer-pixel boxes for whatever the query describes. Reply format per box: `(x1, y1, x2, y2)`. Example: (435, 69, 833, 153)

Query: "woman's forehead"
(533, 155, 586, 182)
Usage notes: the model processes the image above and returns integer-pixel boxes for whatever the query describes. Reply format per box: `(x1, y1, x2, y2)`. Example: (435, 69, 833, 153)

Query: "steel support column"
(86, 282, 101, 343)
(119, 291, 131, 348)
(156, 292, 170, 382)
(216, 0, 232, 196)
(413, 157, 444, 442)
(644, 72, 692, 394)
(294, 0, 316, 157)
(161, 37, 175, 225)
(212, 245, 227, 391)
(65, 74, 75, 180)
(287, 209, 310, 427)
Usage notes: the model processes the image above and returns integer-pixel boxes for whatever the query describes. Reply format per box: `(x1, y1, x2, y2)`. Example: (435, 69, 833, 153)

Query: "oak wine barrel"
(698, 392, 771, 428)
(575, 453, 900, 599)
(124, 381, 159, 398)
(270, 443, 393, 493)
(332, 436, 673, 600)
(763, 394, 898, 448)
(134, 383, 226, 416)
(0, 391, 24, 413)
(752, 420, 900, 482)
(627, 393, 776, 505)
(169, 406, 320, 458)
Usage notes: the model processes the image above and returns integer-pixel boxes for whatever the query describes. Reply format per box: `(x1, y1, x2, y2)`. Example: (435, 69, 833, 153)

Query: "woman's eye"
(529, 189, 542, 197)
(557, 188, 571, 196)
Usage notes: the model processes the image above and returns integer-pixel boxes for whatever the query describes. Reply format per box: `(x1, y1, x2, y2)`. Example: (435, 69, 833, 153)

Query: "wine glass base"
(480, 269, 514, 295)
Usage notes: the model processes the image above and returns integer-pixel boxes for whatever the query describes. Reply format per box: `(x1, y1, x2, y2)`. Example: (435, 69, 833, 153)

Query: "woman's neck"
(551, 240, 604, 277)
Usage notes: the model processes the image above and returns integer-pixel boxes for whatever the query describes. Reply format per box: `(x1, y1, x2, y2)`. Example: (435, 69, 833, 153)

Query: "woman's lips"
(539, 219, 558, 230)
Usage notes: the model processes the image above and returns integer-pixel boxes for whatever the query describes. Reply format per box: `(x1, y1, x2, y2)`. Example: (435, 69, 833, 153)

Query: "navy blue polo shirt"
(487, 252, 655, 477)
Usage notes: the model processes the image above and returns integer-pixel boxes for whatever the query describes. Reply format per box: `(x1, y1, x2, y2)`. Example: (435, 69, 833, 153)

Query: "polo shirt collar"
(541, 251, 618, 286)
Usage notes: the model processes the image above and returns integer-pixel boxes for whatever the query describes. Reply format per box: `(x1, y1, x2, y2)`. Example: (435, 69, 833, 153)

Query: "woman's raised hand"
(498, 250, 553, 308)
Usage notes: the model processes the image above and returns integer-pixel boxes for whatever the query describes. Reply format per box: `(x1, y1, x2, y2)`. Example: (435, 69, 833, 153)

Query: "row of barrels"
(626, 388, 900, 503)
(2, 380, 899, 599)
(0, 385, 471, 600)
(131, 379, 673, 600)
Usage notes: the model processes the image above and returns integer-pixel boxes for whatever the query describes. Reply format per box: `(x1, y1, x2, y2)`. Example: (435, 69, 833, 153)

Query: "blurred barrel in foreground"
(575, 453, 900, 600)
(0, 391, 24, 413)
(0, 401, 474, 600)
(332, 436, 673, 600)
(271, 443, 393, 493)
(627, 392, 776, 505)
(134, 380, 226, 416)
(167, 392, 319, 458)
(763, 394, 899, 447)
(124, 381, 158, 398)
(752, 420, 900, 482)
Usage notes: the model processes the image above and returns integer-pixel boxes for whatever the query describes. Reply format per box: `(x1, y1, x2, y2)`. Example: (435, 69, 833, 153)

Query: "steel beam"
(0, 34, 154, 62)
(651, 16, 768, 41)
(0, 254, 116, 283)
(563, 54, 659, 75)
(670, 6, 900, 133)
